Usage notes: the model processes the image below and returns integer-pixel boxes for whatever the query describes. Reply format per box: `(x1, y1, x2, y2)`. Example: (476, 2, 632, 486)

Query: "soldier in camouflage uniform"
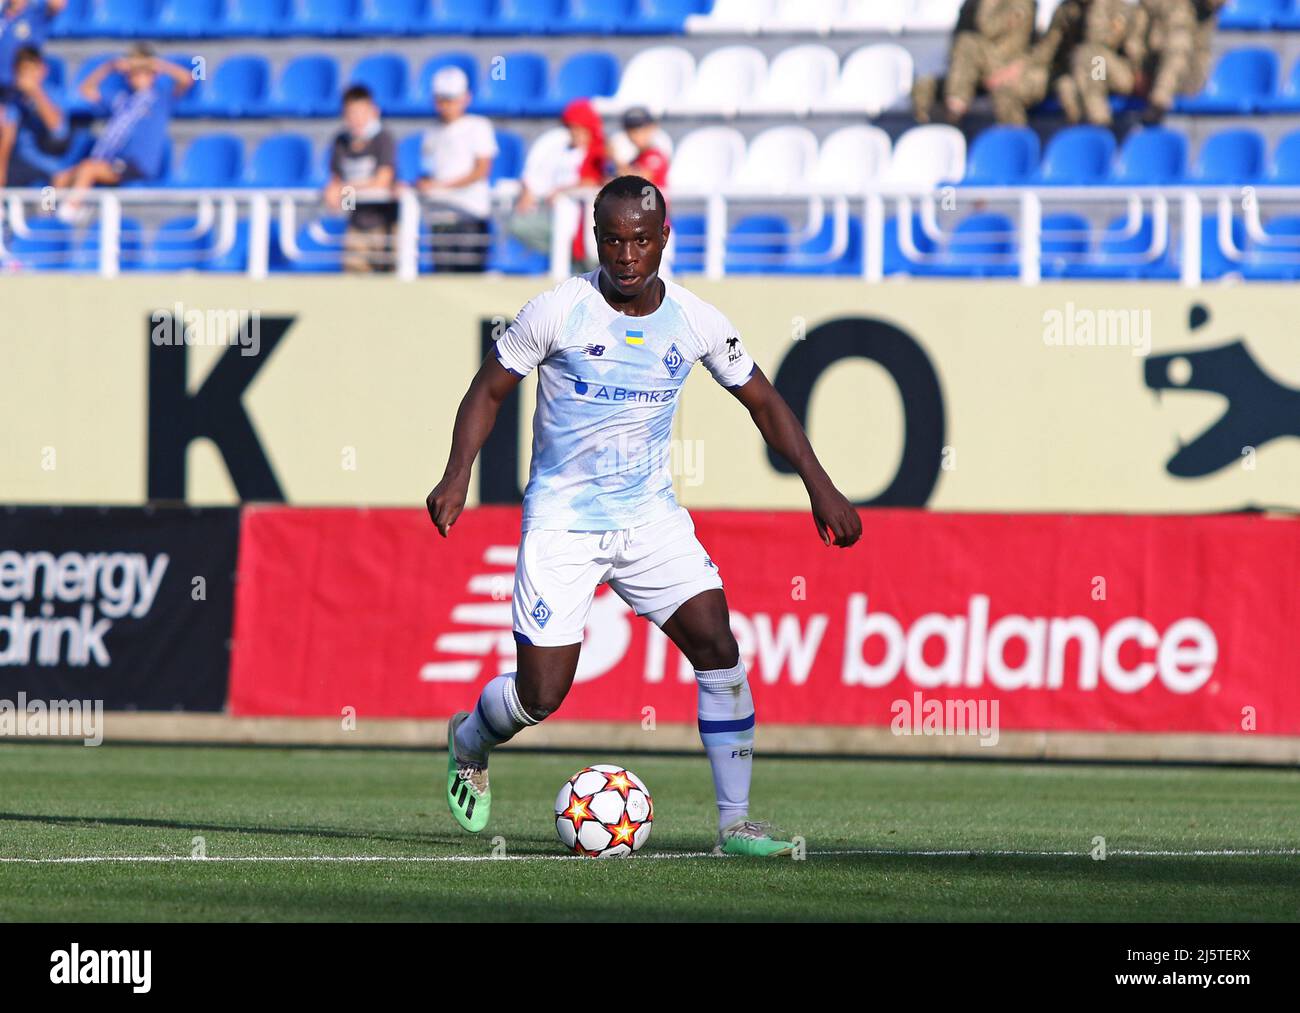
(1066, 0, 1148, 126)
(1189, 0, 1227, 95)
(912, 0, 1037, 125)
(1138, 0, 1200, 121)
(1018, 0, 1090, 123)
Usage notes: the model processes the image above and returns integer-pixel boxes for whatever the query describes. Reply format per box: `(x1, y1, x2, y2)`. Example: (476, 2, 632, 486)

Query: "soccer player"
(427, 175, 862, 857)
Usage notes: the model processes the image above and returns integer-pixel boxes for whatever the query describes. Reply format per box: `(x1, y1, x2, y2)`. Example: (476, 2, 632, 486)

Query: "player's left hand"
(809, 485, 861, 548)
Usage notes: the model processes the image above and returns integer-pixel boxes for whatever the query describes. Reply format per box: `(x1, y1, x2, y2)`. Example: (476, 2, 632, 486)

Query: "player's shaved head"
(594, 175, 667, 228)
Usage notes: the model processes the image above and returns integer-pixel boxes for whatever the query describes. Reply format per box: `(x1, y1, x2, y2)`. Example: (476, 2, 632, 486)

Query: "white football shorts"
(512, 506, 724, 647)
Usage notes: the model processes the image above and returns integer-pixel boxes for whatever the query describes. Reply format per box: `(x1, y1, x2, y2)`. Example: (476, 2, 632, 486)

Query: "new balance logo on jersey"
(584, 344, 606, 357)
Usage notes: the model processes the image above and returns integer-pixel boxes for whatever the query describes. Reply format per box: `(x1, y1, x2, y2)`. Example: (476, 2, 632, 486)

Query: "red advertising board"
(229, 506, 1300, 734)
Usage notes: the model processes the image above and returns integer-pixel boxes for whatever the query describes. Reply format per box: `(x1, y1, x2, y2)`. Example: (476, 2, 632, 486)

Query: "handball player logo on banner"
(1145, 305, 1300, 481)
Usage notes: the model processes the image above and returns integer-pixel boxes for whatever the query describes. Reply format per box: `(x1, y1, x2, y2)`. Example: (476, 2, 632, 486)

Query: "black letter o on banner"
(769, 317, 945, 507)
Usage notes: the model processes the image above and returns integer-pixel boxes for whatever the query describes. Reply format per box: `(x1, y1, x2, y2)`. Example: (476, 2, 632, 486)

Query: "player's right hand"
(426, 474, 468, 537)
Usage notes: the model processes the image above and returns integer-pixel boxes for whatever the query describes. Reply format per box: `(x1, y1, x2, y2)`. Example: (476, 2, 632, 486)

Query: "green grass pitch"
(1, 742, 1297, 922)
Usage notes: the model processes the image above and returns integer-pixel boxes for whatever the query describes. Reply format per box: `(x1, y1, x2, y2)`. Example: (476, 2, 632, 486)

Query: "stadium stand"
(3, 0, 1300, 280)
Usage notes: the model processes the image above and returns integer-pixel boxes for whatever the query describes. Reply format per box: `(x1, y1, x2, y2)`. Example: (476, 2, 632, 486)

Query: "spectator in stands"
(984, 0, 1088, 125)
(609, 107, 670, 189)
(912, 0, 1038, 126)
(0, 45, 68, 186)
(508, 98, 609, 271)
(53, 43, 192, 220)
(325, 83, 398, 273)
(1190, 0, 1227, 99)
(0, 0, 64, 187)
(1135, 0, 1200, 123)
(1065, 0, 1146, 126)
(417, 65, 497, 273)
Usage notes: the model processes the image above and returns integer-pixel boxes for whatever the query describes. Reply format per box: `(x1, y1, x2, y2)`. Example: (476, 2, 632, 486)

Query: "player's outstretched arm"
(426, 354, 523, 537)
(729, 366, 862, 548)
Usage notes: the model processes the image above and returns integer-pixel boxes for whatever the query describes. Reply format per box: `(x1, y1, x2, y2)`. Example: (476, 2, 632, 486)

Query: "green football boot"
(445, 712, 491, 833)
(713, 818, 796, 857)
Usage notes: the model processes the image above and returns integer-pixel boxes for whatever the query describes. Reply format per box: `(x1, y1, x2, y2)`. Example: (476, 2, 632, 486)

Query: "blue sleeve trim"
(493, 345, 525, 377)
(725, 364, 756, 390)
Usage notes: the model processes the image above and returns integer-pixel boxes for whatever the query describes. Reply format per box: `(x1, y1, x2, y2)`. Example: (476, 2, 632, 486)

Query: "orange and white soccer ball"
(554, 764, 653, 858)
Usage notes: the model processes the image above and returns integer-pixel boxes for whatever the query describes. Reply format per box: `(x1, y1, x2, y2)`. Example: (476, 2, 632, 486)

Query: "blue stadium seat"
(266, 54, 341, 116)
(245, 133, 315, 186)
(166, 54, 208, 118)
(155, 0, 224, 38)
(1277, 0, 1300, 29)
(1201, 213, 1247, 280)
(472, 51, 548, 116)
(83, 0, 159, 38)
(1242, 215, 1300, 280)
(483, 0, 563, 35)
(1219, 0, 1290, 30)
(358, 0, 428, 35)
(400, 52, 479, 116)
(623, 0, 709, 34)
(71, 217, 146, 271)
(1176, 48, 1278, 114)
(912, 213, 1018, 278)
(1257, 57, 1300, 113)
(284, 0, 360, 37)
(221, 0, 293, 36)
(883, 213, 936, 276)
(197, 55, 271, 117)
(397, 132, 424, 184)
(667, 214, 704, 273)
(425, 0, 493, 33)
(962, 125, 1040, 185)
(1067, 215, 1177, 280)
(286, 216, 347, 272)
(4, 220, 73, 271)
(785, 215, 863, 276)
(1033, 126, 1115, 185)
(533, 51, 619, 116)
(561, 0, 637, 34)
(143, 216, 207, 270)
(1189, 128, 1267, 184)
(1039, 212, 1090, 278)
(726, 215, 791, 275)
(1266, 129, 1300, 182)
(1110, 127, 1188, 185)
(491, 129, 524, 181)
(349, 52, 409, 115)
(488, 223, 549, 274)
(51, 0, 92, 38)
(169, 134, 245, 187)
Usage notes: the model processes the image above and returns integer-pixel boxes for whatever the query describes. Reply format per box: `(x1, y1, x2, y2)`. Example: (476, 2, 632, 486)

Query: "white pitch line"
(1, 848, 1298, 865)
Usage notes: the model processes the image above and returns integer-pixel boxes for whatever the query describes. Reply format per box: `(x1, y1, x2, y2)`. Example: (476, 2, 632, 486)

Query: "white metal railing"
(2, 184, 1300, 285)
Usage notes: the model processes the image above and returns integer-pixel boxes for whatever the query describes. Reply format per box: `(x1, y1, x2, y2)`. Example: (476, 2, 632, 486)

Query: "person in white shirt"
(418, 65, 497, 272)
(428, 175, 863, 857)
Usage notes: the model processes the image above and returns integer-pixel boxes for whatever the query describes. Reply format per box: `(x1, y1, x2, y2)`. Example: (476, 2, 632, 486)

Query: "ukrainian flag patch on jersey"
(625, 330, 645, 346)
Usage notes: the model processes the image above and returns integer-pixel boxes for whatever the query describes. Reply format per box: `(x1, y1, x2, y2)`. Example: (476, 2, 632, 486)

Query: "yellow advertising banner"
(3, 275, 1298, 512)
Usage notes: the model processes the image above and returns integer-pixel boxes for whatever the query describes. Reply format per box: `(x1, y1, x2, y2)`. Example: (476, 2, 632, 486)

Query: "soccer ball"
(554, 764, 653, 858)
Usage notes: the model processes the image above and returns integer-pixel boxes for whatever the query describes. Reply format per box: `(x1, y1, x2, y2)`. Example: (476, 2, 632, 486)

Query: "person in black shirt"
(323, 84, 397, 273)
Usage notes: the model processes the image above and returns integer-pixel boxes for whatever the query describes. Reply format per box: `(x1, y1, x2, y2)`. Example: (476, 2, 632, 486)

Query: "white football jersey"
(494, 270, 756, 532)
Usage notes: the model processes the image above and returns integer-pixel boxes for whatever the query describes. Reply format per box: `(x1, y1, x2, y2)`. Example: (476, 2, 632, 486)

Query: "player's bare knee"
(691, 635, 740, 673)
(516, 683, 564, 722)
